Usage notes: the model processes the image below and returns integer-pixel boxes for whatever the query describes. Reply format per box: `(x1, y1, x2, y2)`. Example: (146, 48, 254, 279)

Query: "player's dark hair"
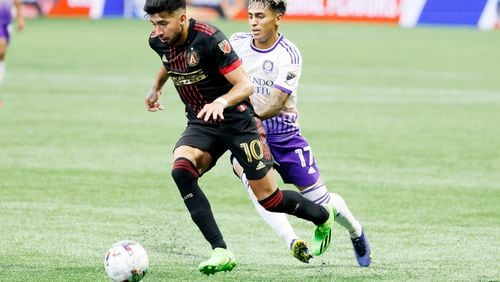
(249, 0, 287, 15)
(143, 0, 186, 15)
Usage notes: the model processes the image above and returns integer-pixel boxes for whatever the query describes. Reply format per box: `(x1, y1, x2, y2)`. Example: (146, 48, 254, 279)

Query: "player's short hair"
(249, 0, 287, 15)
(143, 0, 186, 15)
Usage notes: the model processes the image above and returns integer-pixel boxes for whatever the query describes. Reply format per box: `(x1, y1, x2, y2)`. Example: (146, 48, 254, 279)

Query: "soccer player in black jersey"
(143, 0, 335, 275)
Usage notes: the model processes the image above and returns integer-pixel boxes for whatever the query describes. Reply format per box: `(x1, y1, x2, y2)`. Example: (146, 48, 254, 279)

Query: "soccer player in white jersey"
(229, 0, 371, 266)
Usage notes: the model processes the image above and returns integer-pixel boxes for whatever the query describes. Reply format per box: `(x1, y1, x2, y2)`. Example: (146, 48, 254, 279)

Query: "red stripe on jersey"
(171, 48, 188, 105)
(180, 49, 195, 106)
(186, 85, 199, 113)
(169, 47, 176, 69)
(179, 87, 191, 109)
(219, 59, 242, 75)
(194, 22, 216, 35)
(192, 84, 207, 114)
(189, 85, 202, 112)
(193, 26, 215, 36)
(182, 49, 188, 71)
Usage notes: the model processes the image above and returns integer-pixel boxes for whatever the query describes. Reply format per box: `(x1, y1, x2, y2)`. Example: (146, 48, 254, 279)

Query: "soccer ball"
(104, 240, 149, 282)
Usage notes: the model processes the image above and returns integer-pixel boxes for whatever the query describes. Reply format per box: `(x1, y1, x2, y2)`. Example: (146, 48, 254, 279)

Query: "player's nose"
(154, 26, 163, 36)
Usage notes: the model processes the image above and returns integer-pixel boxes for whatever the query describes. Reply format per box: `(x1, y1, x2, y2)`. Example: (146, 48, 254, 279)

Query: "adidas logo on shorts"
(256, 161, 266, 170)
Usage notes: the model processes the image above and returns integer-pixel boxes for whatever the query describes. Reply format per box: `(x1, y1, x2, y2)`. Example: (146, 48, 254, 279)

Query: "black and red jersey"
(149, 18, 253, 124)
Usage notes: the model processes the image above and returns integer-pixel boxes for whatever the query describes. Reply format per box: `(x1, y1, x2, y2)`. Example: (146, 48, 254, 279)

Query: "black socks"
(172, 158, 226, 249)
(259, 188, 329, 226)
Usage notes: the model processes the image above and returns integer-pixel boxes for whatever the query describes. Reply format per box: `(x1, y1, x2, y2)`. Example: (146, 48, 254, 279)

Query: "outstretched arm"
(145, 66, 169, 112)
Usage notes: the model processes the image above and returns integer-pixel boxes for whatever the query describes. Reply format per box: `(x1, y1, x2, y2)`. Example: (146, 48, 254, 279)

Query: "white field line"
(306, 66, 497, 82)
(13, 66, 498, 88)
(10, 72, 154, 85)
(9, 71, 500, 103)
(300, 84, 500, 104)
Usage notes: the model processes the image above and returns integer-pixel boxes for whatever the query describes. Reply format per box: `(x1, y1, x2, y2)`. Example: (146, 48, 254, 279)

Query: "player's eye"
(151, 20, 167, 27)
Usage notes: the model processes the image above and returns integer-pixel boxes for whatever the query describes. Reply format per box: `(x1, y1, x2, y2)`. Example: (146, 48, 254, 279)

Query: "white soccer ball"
(104, 240, 149, 282)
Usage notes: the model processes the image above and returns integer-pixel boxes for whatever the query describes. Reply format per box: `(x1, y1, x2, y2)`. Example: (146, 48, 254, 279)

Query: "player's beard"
(163, 28, 183, 47)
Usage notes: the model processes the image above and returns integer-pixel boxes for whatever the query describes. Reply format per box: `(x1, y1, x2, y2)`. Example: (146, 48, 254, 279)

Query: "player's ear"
(179, 13, 187, 26)
(275, 13, 283, 26)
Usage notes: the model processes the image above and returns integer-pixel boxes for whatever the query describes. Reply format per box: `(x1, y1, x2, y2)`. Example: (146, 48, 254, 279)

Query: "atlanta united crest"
(188, 50, 200, 66)
(218, 39, 232, 54)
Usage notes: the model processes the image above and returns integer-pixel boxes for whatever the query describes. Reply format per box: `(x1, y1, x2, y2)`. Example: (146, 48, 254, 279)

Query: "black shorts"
(175, 116, 273, 180)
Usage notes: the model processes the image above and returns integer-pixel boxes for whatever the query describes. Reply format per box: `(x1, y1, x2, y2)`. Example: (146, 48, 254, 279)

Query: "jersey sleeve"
(229, 32, 240, 43)
(273, 61, 302, 95)
(229, 32, 250, 43)
(272, 41, 303, 95)
(209, 30, 242, 75)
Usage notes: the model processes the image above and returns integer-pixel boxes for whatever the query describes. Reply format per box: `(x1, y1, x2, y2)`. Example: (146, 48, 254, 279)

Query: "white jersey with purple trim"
(230, 32, 302, 135)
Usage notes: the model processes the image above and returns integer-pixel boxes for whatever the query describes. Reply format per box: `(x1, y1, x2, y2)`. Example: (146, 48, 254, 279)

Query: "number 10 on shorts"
(240, 140, 264, 162)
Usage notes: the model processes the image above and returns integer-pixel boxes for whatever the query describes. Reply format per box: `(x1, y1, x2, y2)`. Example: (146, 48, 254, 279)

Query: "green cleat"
(290, 239, 313, 263)
(198, 248, 237, 275)
(311, 203, 336, 256)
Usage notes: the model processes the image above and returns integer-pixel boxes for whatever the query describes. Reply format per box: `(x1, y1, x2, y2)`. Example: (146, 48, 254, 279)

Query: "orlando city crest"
(262, 60, 274, 73)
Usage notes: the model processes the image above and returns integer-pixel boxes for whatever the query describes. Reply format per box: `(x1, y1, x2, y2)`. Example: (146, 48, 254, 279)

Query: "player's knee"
(171, 158, 199, 185)
(170, 168, 184, 184)
(329, 192, 348, 212)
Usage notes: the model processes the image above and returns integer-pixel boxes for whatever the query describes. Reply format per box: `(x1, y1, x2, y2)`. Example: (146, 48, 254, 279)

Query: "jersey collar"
(250, 33, 283, 53)
(184, 18, 197, 46)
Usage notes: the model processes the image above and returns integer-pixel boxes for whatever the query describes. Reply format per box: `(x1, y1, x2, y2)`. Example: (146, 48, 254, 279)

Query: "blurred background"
(19, 0, 500, 30)
(1, 0, 499, 281)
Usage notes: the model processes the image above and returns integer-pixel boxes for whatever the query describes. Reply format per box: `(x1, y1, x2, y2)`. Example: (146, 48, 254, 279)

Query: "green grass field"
(1, 19, 499, 281)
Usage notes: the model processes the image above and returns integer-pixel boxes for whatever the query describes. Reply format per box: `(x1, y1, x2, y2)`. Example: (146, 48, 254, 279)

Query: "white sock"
(233, 158, 298, 249)
(241, 173, 299, 249)
(0, 61, 5, 84)
(301, 181, 363, 238)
